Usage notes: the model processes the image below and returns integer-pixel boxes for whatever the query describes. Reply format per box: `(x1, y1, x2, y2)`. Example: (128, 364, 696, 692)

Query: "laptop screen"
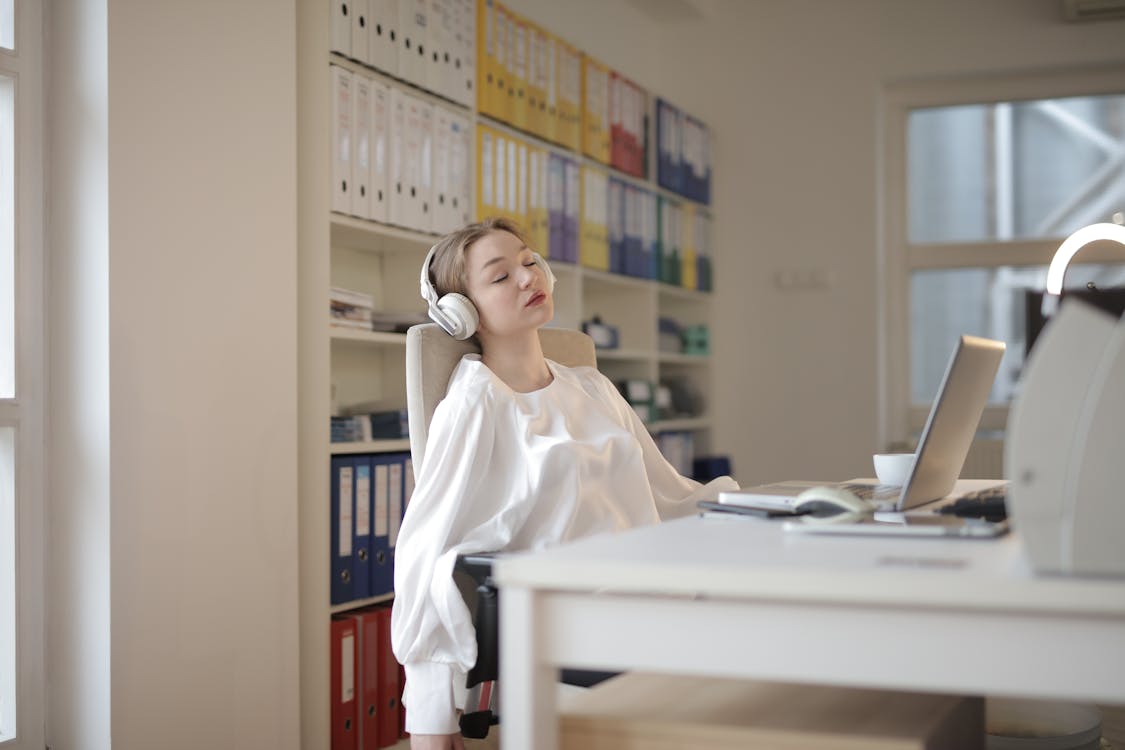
(897, 335, 1006, 510)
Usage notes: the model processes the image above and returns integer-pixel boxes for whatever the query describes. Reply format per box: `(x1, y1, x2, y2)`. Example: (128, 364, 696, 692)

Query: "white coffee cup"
(873, 453, 915, 486)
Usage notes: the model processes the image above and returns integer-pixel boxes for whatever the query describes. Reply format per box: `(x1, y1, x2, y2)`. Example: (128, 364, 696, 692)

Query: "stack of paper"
(369, 310, 428, 333)
(330, 287, 374, 331)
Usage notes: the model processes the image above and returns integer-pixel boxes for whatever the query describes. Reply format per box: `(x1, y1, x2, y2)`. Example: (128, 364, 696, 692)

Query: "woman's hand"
(410, 733, 466, 750)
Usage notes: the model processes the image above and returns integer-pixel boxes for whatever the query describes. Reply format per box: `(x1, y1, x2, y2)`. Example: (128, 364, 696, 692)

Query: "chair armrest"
(454, 553, 499, 688)
(454, 553, 501, 739)
(454, 552, 498, 589)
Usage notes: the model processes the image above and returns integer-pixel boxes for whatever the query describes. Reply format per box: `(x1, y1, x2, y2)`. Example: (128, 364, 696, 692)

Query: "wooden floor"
(1101, 703, 1125, 747)
(388, 734, 500, 749)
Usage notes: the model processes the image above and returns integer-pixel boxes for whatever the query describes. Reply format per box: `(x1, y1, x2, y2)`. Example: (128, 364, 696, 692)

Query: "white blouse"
(390, 354, 737, 734)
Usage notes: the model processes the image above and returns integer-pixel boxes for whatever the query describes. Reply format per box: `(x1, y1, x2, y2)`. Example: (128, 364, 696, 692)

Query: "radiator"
(886, 436, 1006, 480)
(961, 438, 1005, 480)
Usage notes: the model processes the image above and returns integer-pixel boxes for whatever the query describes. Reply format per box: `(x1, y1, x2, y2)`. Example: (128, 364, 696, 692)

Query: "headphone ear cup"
(534, 253, 556, 294)
(435, 292, 479, 340)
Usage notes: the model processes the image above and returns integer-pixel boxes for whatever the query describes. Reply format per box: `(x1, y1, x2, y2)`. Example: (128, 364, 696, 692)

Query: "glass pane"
(909, 94, 1125, 244)
(910, 263, 1125, 405)
(0, 75, 11, 398)
(0, 427, 14, 740)
(0, 0, 11, 51)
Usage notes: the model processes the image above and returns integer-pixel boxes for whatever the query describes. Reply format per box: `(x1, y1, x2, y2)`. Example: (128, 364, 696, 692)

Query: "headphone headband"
(419, 242, 440, 307)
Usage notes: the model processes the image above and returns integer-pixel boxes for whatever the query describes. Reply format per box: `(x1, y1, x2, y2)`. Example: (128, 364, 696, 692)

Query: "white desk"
(493, 506, 1125, 749)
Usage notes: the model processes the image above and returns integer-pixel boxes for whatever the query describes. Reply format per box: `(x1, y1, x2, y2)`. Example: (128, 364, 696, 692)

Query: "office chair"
(404, 322, 598, 739)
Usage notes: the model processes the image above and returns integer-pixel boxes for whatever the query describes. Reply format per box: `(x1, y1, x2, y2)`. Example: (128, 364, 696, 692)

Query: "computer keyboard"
(937, 484, 1008, 521)
(840, 483, 902, 502)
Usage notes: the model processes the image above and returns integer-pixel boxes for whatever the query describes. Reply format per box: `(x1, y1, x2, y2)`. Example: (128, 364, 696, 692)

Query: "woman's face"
(463, 230, 554, 338)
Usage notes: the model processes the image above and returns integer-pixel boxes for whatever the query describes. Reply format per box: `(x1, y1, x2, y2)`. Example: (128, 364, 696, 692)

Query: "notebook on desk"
(721, 334, 1007, 513)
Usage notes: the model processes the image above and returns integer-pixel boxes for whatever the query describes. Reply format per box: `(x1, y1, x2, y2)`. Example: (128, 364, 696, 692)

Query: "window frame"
(878, 64, 1125, 450)
(0, 0, 46, 748)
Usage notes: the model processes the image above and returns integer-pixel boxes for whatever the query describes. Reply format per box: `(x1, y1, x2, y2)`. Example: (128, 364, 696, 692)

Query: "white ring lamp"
(1041, 222, 1125, 317)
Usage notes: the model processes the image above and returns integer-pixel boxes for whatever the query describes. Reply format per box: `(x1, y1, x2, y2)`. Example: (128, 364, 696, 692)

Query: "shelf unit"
(299, 2, 717, 747)
(328, 592, 395, 616)
(330, 439, 411, 455)
(329, 328, 408, 346)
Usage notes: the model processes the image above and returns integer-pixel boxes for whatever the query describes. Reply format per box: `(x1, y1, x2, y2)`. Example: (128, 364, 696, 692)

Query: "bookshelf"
(298, 1, 717, 747)
(331, 439, 412, 455)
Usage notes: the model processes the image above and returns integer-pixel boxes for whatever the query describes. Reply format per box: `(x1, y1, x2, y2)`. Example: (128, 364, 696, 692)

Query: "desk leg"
(500, 585, 557, 750)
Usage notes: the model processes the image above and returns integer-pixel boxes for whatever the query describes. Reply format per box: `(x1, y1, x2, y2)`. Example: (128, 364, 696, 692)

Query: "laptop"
(720, 334, 1007, 513)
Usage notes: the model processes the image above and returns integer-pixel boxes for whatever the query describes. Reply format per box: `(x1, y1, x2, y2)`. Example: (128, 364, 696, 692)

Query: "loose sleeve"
(390, 388, 511, 735)
(596, 374, 738, 519)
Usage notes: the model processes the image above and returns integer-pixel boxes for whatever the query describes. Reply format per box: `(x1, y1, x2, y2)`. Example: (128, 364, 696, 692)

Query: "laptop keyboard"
(840, 483, 903, 502)
(937, 484, 1008, 521)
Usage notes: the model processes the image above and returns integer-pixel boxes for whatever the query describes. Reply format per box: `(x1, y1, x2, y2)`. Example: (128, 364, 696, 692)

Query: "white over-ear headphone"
(419, 242, 556, 340)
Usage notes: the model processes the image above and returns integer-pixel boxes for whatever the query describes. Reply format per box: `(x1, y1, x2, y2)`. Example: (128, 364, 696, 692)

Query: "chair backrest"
(405, 323, 598, 471)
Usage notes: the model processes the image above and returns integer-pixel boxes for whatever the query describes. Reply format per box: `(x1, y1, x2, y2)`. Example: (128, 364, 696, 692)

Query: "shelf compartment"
(331, 341, 408, 420)
(582, 273, 657, 354)
(330, 214, 439, 254)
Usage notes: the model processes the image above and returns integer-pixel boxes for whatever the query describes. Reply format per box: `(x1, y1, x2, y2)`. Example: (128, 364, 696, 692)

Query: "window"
(909, 96, 1125, 245)
(0, 428, 13, 741)
(2, 73, 13, 397)
(0, 64, 17, 749)
(909, 262, 1124, 406)
(1, 1, 45, 746)
(880, 68, 1125, 446)
(0, 0, 11, 51)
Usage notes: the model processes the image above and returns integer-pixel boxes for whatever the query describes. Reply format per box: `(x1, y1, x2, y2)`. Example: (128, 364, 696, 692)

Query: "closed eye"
(492, 259, 535, 283)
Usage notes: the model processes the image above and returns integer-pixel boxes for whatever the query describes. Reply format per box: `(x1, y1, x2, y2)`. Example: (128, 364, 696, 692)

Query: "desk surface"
(493, 487, 1125, 749)
(494, 512, 1125, 617)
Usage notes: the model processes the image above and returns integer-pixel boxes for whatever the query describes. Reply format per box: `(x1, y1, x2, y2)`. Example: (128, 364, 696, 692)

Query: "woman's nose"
(517, 265, 536, 287)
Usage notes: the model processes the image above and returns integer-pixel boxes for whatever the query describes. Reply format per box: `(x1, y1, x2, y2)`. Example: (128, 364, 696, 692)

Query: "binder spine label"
(374, 464, 389, 538)
(339, 466, 354, 557)
(494, 136, 506, 214)
(355, 464, 371, 537)
(517, 142, 527, 220)
(341, 631, 355, 702)
(506, 139, 517, 214)
(481, 130, 493, 208)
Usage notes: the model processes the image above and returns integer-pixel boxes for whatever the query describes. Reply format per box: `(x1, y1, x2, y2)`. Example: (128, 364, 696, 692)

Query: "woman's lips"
(526, 291, 546, 307)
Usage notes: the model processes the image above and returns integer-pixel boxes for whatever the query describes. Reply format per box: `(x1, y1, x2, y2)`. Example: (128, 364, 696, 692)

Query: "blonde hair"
(427, 217, 529, 297)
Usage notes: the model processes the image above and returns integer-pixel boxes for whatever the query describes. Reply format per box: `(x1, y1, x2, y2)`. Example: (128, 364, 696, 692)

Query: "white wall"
(48, 1, 301, 749)
(653, 0, 1125, 484)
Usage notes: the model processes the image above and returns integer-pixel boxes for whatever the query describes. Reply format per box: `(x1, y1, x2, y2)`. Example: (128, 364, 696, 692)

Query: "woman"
(391, 218, 737, 749)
